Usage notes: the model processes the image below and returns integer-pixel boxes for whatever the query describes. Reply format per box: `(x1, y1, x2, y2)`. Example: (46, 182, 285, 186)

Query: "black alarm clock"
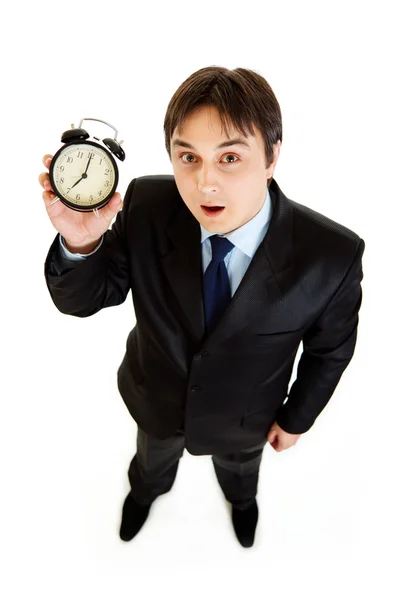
(49, 118, 125, 214)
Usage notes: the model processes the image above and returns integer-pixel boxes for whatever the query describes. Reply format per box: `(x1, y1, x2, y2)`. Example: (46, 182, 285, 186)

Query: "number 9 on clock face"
(49, 140, 119, 212)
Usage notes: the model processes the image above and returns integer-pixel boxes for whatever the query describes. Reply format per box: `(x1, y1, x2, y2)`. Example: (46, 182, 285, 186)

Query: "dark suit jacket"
(44, 176, 365, 455)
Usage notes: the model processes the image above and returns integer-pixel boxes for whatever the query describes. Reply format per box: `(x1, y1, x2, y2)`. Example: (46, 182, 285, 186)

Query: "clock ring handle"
(78, 118, 119, 141)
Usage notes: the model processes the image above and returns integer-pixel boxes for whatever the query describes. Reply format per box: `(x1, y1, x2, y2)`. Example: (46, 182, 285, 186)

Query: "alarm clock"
(49, 118, 125, 215)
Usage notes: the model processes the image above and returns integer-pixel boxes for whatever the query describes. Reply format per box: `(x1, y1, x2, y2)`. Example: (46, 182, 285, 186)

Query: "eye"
(179, 153, 239, 165)
(180, 153, 196, 163)
(222, 154, 239, 164)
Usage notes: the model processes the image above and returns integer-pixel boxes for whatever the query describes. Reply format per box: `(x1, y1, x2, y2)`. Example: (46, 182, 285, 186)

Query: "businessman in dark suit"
(40, 66, 365, 548)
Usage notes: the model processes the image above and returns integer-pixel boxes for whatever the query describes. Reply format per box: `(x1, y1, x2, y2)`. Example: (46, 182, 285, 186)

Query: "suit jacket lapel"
(161, 178, 294, 347)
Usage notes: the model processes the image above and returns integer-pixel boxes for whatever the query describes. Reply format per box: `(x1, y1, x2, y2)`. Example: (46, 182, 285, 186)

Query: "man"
(40, 66, 365, 548)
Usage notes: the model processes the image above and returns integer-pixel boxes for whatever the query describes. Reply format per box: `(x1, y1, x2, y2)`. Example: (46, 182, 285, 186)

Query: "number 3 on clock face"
(49, 140, 119, 212)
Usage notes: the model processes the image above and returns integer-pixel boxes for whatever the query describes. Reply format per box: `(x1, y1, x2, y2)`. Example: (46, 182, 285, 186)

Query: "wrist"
(64, 238, 101, 254)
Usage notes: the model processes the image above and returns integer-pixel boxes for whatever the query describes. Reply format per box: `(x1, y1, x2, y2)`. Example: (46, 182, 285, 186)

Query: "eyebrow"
(171, 137, 251, 151)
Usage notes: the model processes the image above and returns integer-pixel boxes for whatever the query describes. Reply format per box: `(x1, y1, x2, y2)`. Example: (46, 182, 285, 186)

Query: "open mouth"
(201, 205, 225, 217)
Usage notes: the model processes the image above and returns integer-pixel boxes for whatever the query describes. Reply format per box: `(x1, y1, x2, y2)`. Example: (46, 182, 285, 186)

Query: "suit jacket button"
(190, 385, 201, 392)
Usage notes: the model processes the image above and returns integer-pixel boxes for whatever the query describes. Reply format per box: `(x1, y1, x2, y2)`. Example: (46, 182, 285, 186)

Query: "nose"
(198, 166, 218, 194)
(198, 183, 218, 194)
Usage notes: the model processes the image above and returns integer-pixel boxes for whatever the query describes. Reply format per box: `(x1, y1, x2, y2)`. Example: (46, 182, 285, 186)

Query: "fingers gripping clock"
(49, 118, 125, 214)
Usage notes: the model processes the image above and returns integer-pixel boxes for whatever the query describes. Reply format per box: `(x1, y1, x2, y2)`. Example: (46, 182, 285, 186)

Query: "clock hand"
(69, 176, 84, 190)
(69, 155, 92, 191)
(83, 154, 93, 175)
(68, 154, 92, 191)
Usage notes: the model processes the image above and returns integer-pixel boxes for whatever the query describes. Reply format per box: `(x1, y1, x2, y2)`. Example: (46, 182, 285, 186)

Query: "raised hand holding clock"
(40, 155, 123, 253)
(39, 118, 125, 253)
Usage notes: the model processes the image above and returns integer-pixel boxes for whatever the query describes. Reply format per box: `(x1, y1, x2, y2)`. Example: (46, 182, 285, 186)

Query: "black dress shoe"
(119, 492, 152, 541)
(231, 499, 259, 547)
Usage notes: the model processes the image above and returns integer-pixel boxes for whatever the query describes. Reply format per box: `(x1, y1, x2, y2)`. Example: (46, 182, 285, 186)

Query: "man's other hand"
(267, 421, 301, 452)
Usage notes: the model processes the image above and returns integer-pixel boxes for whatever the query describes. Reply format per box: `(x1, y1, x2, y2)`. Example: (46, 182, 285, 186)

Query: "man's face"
(170, 105, 280, 234)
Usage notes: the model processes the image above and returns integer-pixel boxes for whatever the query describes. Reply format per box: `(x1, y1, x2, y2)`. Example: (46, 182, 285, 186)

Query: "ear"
(269, 140, 281, 169)
(266, 140, 281, 183)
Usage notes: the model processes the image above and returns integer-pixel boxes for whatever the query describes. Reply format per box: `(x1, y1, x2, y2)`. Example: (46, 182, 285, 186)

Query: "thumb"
(108, 192, 123, 213)
(267, 429, 276, 444)
(96, 192, 123, 224)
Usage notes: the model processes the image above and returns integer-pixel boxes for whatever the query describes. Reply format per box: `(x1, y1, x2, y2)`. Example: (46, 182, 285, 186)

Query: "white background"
(1, 0, 398, 597)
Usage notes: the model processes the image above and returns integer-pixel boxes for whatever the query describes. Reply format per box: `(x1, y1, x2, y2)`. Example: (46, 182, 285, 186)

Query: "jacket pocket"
(254, 328, 303, 345)
(240, 408, 270, 433)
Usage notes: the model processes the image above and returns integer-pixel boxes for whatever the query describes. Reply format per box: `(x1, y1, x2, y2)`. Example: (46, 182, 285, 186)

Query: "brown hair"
(163, 66, 282, 186)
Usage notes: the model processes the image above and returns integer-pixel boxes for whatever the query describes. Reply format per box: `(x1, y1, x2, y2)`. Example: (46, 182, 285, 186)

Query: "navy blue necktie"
(203, 234, 235, 335)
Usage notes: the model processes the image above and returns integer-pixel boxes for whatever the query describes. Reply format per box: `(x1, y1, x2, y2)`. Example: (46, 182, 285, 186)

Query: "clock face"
(50, 141, 118, 210)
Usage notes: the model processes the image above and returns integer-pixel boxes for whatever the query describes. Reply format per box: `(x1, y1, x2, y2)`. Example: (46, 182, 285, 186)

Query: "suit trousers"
(127, 425, 267, 511)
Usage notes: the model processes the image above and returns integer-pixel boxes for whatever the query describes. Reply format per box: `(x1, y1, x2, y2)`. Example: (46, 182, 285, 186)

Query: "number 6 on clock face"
(49, 140, 119, 212)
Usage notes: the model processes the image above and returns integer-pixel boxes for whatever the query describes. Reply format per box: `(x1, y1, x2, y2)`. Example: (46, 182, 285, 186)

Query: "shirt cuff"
(59, 234, 104, 260)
